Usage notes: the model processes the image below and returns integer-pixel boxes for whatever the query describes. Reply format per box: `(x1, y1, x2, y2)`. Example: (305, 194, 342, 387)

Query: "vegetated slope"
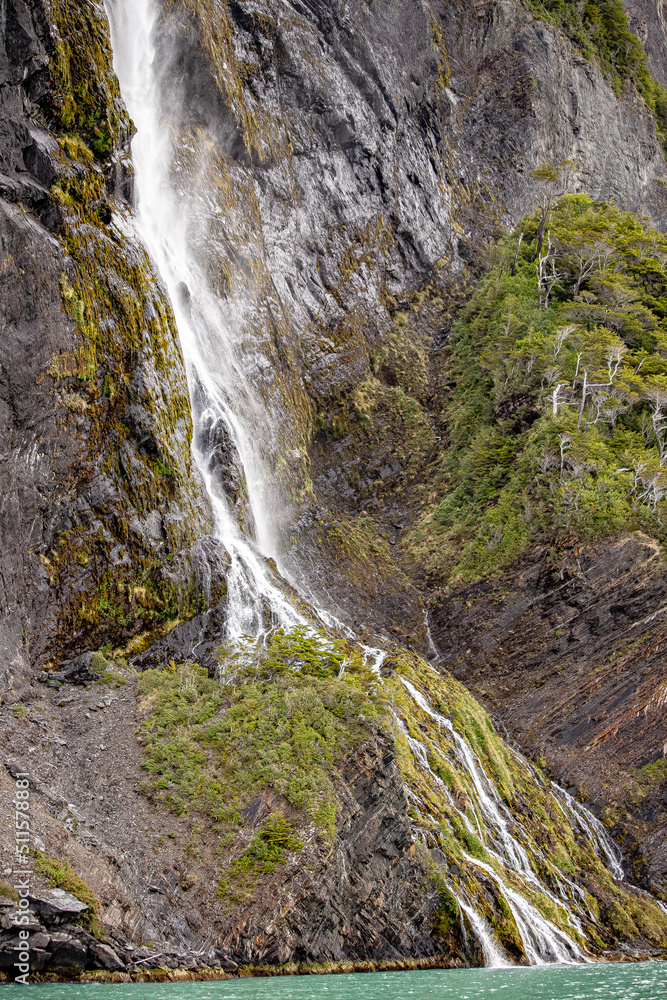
(527, 0, 667, 141)
(1, 0, 667, 981)
(417, 194, 667, 901)
(290, 0, 667, 631)
(132, 630, 667, 965)
(409, 194, 667, 585)
(88, 0, 667, 645)
(3, 0, 667, 673)
(3, 627, 662, 981)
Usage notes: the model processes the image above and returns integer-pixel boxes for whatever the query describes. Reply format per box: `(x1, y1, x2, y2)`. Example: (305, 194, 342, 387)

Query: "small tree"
(531, 160, 575, 259)
(536, 234, 562, 309)
(644, 386, 667, 463)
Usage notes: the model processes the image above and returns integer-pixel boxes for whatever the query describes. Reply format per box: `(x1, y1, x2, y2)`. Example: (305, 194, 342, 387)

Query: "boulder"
(48, 932, 87, 972)
(214, 949, 238, 972)
(59, 652, 101, 685)
(7, 915, 43, 932)
(88, 941, 125, 971)
(28, 889, 88, 926)
(30, 948, 52, 972)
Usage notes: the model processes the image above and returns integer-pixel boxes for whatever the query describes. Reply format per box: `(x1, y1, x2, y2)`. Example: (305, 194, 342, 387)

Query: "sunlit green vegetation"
(34, 853, 103, 937)
(218, 812, 303, 903)
(137, 629, 381, 835)
(410, 194, 667, 583)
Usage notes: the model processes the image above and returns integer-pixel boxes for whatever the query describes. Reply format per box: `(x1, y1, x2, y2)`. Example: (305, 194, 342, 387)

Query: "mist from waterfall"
(103, 0, 304, 641)
(102, 0, 640, 969)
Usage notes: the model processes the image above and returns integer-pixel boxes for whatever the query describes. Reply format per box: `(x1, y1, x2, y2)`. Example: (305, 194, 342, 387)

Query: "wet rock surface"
(1, 0, 667, 982)
(0, 0, 220, 687)
(430, 534, 667, 897)
(131, 0, 667, 642)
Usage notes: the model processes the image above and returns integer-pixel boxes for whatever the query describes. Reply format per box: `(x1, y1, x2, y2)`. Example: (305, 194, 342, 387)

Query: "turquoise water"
(1, 964, 666, 999)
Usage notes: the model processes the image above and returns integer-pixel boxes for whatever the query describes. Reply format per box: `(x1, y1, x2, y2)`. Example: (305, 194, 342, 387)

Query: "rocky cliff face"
(1, 0, 667, 984)
(138, 0, 667, 633)
(431, 533, 667, 900)
(625, 0, 667, 85)
(0, 0, 226, 694)
(4, 0, 667, 677)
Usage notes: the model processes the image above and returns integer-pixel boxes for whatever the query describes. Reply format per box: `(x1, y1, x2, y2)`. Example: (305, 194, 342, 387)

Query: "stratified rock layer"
(431, 534, 667, 899)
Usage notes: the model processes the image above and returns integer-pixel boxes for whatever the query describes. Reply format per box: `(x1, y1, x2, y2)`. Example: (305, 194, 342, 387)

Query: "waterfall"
(101, 0, 636, 970)
(103, 0, 304, 641)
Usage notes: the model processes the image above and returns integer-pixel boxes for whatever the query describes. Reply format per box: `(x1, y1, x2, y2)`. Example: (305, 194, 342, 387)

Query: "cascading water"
(103, 0, 303, 641)
(102, 0, 644, 970)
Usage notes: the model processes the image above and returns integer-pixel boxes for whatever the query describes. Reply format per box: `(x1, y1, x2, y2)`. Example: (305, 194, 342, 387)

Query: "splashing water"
(100, 0, 646, 970)
(457, 897, 510, 968)
(103, 0, 304, 641)
(393, 679, 642, 964)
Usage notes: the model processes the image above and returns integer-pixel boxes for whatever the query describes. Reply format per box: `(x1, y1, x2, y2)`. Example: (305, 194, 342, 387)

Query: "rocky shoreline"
(16, 953, 667, 986)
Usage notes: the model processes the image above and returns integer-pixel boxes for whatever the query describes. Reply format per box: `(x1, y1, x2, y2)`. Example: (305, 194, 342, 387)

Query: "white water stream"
(104, 0, 304, 642)
(102, 0, 636, 970)
(396, 680, 635, 965)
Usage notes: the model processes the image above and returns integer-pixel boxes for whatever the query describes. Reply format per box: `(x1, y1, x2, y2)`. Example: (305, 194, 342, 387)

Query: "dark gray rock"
(213, 950, 238, 972)
(28, 890, 88, 925)
(0, 0, 219, 692)
(220, 738, 442, 964)
(47, 932, 87, 972)
(30, 948, 53, 972)
(57, 653, 101, 686)
(87, 940, 125, 971)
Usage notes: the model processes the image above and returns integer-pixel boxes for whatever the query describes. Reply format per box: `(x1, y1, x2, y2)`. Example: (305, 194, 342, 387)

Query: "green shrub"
(138, 632, 381, 837)
(0, 882, 18, 903)
(232, 814, 303, 878)
(409, 194, 667, 584)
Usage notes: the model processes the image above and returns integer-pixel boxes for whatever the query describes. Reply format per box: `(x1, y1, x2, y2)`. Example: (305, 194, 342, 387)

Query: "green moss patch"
(47, 0, 130, 157)
(34, 853, 103, 936)
(137, 630, 381, 838)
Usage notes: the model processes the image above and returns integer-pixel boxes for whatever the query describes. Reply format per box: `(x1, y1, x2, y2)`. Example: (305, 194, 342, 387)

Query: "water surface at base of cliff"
(10, 964, 667, 999)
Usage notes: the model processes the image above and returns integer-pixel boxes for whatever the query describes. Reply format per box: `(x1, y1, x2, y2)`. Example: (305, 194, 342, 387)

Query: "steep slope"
(94, 0, 667, 641)
(2, 631, 666, 981)
(625, 0, 667, 86)
(1, 0, 667, 984)
(0, 0, 225, 694)
(404, 192, 667, 904)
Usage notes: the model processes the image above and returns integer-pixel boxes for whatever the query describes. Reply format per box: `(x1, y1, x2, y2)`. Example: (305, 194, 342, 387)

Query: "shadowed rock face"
(430, 534, 667, 898)
(219, 739, 444, 965)
(3, 0, 667, 677)
(0, 0, 226, 688)
(2, 0, 667, 981)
